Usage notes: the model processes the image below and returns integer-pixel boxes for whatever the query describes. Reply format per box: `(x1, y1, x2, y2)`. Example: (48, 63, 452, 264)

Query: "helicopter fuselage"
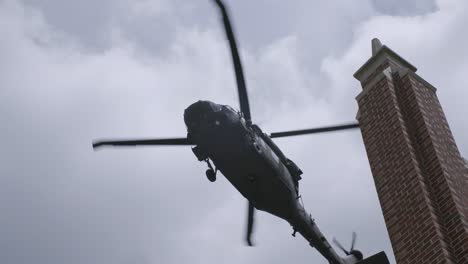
(185, 101, 296, 218)
(184, 100, 357, 264)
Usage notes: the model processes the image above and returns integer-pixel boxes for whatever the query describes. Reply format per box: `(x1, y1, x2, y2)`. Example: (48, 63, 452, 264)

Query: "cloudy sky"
(1, 0, 467, 263)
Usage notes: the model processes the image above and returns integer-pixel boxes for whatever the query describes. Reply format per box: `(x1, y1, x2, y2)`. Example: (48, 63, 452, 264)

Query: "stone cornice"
(354, 45, 418, 82)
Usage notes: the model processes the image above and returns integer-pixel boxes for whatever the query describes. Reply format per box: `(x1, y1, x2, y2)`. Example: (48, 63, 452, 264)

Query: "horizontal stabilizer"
(357, 252, 389, 264)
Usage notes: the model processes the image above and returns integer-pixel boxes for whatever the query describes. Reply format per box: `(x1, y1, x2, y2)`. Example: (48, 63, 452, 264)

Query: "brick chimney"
(354, 38, 468, 263)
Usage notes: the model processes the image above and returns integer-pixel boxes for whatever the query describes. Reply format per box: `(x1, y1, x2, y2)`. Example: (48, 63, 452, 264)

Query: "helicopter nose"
(184, 100, 222, 129)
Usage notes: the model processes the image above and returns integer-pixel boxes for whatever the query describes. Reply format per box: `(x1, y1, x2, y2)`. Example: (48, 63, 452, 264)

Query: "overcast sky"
(1, 0, 467, 264)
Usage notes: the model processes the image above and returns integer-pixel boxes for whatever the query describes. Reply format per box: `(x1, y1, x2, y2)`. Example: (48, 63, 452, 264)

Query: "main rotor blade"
(212, 0, 252, 122)
(246, 201, 255, 246)
(92, 137, 192, 149)
(270, 123, 359, 139)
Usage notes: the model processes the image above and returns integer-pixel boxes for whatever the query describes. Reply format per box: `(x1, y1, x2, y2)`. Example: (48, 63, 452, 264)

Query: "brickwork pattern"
(356, 56, 468, 263)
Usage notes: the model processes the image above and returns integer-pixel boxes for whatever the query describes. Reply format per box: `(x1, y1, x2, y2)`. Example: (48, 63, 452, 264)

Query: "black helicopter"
(93, 1, 389, 264)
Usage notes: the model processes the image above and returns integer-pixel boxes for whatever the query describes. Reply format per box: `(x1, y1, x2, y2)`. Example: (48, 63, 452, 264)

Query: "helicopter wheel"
(206, 169, 216, 182)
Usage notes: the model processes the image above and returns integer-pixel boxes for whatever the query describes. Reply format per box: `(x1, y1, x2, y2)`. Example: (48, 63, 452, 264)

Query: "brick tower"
(354, 39, 468, 263)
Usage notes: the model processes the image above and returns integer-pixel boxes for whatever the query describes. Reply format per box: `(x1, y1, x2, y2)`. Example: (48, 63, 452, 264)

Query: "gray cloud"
(1, 0, 466, 264)
(372, 0, 438, 16)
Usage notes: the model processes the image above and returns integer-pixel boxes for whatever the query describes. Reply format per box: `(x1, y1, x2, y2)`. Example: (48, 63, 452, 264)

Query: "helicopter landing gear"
(205, 159, 217, 182)
(292, 228, 297, 237)
(206, 169, 216, 182)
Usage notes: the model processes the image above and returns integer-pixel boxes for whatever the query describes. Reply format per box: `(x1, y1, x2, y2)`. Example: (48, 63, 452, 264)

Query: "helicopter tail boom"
(291, 205, 389, 264)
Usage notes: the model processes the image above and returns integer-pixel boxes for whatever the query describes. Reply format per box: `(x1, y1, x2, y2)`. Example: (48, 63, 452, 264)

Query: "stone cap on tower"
(354, 38, 418, 83)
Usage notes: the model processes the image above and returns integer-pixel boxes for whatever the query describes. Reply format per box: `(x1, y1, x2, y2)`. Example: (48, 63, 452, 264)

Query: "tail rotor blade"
(212, 0, 252, 122)
(333, 237, 350, 255)
(92, 137, 193, 149)
(246, 201, 255, 246)
(351, 231, 357, 251)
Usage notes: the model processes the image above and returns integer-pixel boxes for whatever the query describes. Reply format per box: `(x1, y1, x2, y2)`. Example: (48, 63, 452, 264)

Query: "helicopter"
(93, 1, 390, 263)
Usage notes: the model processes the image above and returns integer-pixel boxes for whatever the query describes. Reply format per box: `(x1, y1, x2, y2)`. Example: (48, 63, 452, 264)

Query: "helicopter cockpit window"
(224, 105, 238, 113)
(209, 103, 223, 112)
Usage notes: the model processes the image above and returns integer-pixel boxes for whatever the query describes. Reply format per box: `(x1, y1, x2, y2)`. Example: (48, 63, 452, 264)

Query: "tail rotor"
(333, 232, 363, 260)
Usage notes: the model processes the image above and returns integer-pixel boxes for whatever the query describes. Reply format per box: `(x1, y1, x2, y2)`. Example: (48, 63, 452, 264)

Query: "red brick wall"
(356, 59, 468, 263)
